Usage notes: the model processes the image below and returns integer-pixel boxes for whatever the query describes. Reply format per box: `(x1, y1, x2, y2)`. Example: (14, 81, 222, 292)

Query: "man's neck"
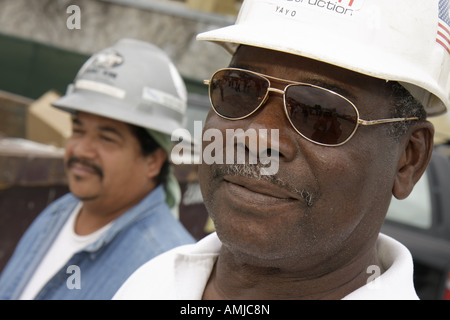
(202, 244, 383, 300)
(74, 195, 146, 235)
(73, 184, 156, 235)
(73, 204, 119, 235)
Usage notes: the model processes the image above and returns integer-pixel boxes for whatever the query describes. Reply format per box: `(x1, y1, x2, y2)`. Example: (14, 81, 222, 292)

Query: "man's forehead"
(71, 111, 130, 131)
(72, 111, 119, 123)
(232, 45, 371, 80)
(232, 46, 378, 96)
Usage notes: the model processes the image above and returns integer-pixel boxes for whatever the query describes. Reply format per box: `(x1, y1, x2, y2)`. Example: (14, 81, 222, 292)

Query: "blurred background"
(0, 0, 244, 136)
(1, 0, 450, 300)
(0, 0, 242, 278)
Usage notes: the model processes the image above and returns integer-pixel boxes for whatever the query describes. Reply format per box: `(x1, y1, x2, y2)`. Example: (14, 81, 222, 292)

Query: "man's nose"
(242, 94, 297, 163)
(71, 135, 97, 158)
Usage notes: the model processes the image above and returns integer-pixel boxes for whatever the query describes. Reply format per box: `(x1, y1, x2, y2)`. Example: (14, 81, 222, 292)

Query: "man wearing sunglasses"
(114, 0, 449, 300)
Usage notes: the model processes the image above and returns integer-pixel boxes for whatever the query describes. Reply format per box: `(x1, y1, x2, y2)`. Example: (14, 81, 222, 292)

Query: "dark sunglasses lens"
(285, 85, 358, 145)
(209, 69, 269, 118)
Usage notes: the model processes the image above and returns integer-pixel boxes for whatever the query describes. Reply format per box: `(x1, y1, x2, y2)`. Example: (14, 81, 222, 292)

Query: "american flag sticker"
(437, 0, 450, 54)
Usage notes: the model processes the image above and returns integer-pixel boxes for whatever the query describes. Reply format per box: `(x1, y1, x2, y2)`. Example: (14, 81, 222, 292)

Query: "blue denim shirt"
(0, 185, 195, 300)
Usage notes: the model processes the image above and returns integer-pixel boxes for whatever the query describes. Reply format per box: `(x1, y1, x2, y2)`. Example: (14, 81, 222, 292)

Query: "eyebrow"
(98, 126, 125, 139)
(303, 79, 357, 102)
(72, 116, 82, 126)
(71, 116, 125, 139)
(228, 63, 358, 102)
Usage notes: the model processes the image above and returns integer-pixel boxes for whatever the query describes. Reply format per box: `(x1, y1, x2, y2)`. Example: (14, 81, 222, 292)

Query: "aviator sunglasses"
(204, 68, 419, 146)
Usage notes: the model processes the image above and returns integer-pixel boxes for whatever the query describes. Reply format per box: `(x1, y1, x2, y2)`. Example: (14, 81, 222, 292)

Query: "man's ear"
(392, 122, 434, 200)
(146, 148, 168, 180)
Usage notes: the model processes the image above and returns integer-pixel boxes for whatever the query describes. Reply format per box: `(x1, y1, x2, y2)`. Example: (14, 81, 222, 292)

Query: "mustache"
(212, 163, 316, 207)
(66, 157, 103, 179)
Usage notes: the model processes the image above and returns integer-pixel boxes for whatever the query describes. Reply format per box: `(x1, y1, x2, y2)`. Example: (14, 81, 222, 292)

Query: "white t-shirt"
(19, 203, 112, 300)
(113, 232, 419, 300)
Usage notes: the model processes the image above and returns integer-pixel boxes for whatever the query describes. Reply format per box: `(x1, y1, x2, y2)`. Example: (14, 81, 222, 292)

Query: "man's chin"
(75, 195, 99, 202)
(69, 188, 100, 202)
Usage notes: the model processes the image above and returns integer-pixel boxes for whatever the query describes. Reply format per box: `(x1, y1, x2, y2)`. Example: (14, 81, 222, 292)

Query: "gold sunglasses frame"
(204, 68, 419, 147)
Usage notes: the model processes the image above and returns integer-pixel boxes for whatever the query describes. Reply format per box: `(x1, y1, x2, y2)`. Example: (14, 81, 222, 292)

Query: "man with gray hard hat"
(114, 0, 449, 300)
(0, 38, 194, 300)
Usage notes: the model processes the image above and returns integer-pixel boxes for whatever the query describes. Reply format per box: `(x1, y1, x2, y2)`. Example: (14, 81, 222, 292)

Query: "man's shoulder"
(29, 193, 78, 224)
(45, 193, 79, 210)
(145, 232, 221, 269)
(113, 233, 221, 299)
(120, 200, 196, 247)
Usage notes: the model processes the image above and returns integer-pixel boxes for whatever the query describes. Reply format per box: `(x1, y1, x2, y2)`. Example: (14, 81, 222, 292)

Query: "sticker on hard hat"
(270, 0, 365, 18)
(77, 50, 124, 78)
(75, 79, 126, 99)
(142, 87, 185, 113)
(437, 0, 450, 55)
(91, 50, 124, 69)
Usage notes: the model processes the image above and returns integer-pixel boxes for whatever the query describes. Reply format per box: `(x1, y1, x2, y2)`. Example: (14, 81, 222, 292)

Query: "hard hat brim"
(52, 89, 185, 138)
(198, 24, 448, 117)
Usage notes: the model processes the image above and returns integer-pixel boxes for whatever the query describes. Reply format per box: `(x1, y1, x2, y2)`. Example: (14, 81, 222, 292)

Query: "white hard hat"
(197, 0, 450, 116)
(53, 38, 188, 136)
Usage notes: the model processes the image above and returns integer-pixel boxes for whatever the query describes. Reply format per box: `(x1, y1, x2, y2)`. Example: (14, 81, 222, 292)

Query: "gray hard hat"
(52, 38, 188, 136)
